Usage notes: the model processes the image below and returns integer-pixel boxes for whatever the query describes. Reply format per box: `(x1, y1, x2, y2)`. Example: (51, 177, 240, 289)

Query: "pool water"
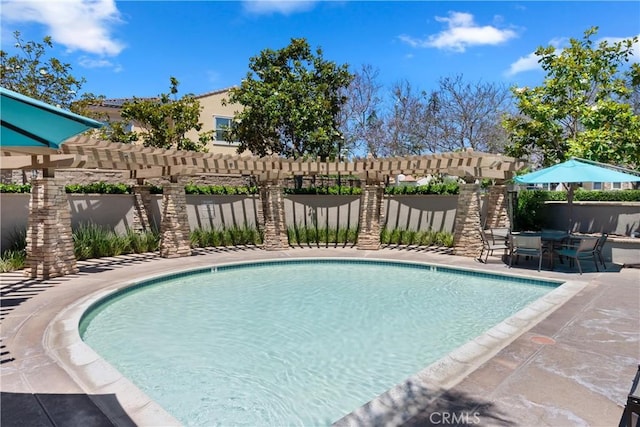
(80, 260, 556, 426)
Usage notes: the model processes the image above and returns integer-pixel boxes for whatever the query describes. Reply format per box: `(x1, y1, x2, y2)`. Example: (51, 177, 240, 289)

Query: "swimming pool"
(80, 259, 559, 426)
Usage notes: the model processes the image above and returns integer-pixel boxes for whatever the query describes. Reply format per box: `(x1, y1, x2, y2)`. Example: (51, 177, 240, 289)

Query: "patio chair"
(509, 235, 545, 271)
(555, 237, 600, 275)
(478, 227, 509, 263)
(594, 233, 608, 270)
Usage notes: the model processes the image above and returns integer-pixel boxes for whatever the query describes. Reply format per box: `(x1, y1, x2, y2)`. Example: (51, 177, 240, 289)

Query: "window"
(101, 121, 133, 136)
(214, 117, 233, 142)
(593, 182, 603, 190)
(612, 182, 622, 190)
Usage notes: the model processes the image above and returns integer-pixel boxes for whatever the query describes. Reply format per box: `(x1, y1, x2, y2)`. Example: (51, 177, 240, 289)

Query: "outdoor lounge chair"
(478, 227, 509, 263)
(509, 234, 545, 271)
(555, 237, 600, 275)
(594, 232, 608, 270)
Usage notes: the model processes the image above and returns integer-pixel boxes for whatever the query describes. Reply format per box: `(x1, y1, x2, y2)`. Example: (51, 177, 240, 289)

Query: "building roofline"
(95, 86, 238, 108)
(194, 86, 238, 99)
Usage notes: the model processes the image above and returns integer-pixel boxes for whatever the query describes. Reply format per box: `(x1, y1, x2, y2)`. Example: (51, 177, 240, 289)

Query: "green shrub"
(0, 226, 26, 271)
(513, 190, 550, 232)
(384, 181, 460, 195)
(73, 223, 159, 260)
(0, 181, 263, 195)
(435, 231, 454, 247)
(0, 249, 26, 272)
(380, 227, 454, 247)
(184, 184, 258, 195)
(73, 223, 108, 259)
(126, 230, 160, 253)
(513, 188, 640, 231)
(149, 184, 163, 194)
(418, 230, 436, 246)
(287, 225, 358, 245)
(0, 183, 31, 193)
(284, 185, 361, 195)
(287, 226, 299, 245)
(65, 182, 131, 194)
(189, 225, 262, 248)
(573, 189, 640, 202)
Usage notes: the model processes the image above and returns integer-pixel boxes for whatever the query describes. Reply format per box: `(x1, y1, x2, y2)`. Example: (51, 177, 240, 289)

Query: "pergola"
(1, 135, 526, 279)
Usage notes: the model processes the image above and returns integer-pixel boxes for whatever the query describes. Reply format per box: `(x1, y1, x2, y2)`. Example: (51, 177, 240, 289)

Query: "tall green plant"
(513, 191, 551, 231)
(287, 225, 359, 245)
(503, 27, 640, 167)
(104, 77, 213, 151)
(189, 225, 262, 248)
(225, 38, 353, 159)
(380, 227, 454, 247)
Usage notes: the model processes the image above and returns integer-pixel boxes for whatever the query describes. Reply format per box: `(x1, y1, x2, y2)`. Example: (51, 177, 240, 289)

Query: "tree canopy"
(337, 64, 385, 157)
(503, 27, 640, 168)
(0, 30, 102, 116)
(104, 77, 212, 151)
(224, 38, 353, 159)
(339, 69, 511, 157)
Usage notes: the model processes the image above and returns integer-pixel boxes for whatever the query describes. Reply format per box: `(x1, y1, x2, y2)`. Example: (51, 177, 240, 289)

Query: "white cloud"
(548, 37, 568, 49)
(242, 0, 318, 15)
(78, 56, 121, 73)
(399, 11, 517, 53)
(1, 0, 124, 56)
(506, 51, 541, 76)
(601, 34, 640, 62)
(506, 33, 640, 77)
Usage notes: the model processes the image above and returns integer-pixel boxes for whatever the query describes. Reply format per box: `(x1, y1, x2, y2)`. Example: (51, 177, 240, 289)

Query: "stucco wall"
(185, 195, 261, 230)
(1, 194, 29, 250)
(285, 195, 361, 230)
(3, 193, 639, 255)
(384, 195, 458, 233)
(544, 201, 640, 235)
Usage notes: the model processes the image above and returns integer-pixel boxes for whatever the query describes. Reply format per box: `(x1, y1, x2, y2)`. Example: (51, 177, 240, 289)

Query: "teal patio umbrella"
(514, 158, 640, 231)
(0, 86, 102, 152)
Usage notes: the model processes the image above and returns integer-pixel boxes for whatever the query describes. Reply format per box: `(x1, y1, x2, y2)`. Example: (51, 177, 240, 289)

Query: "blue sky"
(1, 1, 639, 100)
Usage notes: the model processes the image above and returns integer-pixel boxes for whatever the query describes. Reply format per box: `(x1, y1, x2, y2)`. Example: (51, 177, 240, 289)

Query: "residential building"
(187, 87, 242, 155)
(90, 87, 246, 156)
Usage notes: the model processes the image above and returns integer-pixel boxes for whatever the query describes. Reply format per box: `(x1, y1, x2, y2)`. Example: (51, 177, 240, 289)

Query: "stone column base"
(25, 178, 78, 279)
(159, 184, 191, 258)
(357, 184, 384, 250)
(260, 183, 289, 250)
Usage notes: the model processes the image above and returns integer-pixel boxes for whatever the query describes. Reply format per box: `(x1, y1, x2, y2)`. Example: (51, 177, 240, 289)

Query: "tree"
(503, 27, 640, 167)
(224, 38, 353, 159)
(0, 31, 102, 116)
(382, 80, 434, 156)
(356, 75, 510, 157)
(105, 77, 212, 151)
(431, 75, 511, 153)
(338, 64, 384, 157)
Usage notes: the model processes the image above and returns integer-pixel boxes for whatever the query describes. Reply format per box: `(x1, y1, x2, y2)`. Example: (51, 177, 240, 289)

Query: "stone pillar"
(453, 183, 483, 258)
(357, 184, 384, 250)
(132, 185, 153, 232)
(259, 183, 289, 250)
(484, 185, 511, 230)
(159, 184, 191, 258)
(25, 178, 78, 279)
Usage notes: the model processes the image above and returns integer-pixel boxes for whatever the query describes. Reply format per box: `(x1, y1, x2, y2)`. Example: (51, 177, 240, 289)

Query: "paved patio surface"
(1, 246, 638, 426)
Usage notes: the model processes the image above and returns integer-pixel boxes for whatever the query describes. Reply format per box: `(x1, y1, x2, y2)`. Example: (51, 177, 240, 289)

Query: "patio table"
(511, 230, 571, 270)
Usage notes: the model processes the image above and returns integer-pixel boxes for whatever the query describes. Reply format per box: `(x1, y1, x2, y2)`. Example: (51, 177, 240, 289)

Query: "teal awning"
(1, 86, 103, 150)
(515, 158, 639, 231)
(515, 159, 640, 185)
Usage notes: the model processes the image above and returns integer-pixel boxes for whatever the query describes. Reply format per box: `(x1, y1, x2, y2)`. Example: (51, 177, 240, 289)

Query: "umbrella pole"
(567, 184, 575, 233)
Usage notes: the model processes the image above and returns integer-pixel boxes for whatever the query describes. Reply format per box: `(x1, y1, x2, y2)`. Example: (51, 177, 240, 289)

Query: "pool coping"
(41, 254, 586, 426)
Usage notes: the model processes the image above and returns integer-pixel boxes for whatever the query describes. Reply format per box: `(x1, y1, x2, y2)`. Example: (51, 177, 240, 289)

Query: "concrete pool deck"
(1, 246, 638, 426)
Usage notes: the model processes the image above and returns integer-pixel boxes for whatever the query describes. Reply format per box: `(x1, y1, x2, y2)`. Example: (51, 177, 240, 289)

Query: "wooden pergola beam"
(1, 135, 527, 181)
